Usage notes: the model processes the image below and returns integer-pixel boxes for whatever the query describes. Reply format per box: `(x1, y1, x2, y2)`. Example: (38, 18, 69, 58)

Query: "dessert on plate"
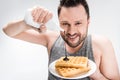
(55, 56, 91, 77)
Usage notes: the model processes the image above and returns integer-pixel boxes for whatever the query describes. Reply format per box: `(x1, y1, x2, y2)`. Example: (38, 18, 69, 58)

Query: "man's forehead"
(59, 5, 87, 19)
(60, 5, 86, 13)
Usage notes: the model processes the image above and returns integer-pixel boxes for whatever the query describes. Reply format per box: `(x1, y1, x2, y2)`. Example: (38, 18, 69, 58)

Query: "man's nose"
(67, 26, 77, 35)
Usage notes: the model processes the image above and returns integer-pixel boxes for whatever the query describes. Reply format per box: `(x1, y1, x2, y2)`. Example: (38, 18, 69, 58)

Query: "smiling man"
(3, 0, 120, 80)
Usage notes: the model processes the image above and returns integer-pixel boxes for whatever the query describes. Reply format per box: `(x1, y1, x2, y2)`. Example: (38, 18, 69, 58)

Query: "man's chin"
(67, 39, 85, 48)
(67, 42, 80, 48)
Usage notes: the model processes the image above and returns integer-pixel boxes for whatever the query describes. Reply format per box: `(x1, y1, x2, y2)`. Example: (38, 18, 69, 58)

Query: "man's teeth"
(69, 35, 77, 39)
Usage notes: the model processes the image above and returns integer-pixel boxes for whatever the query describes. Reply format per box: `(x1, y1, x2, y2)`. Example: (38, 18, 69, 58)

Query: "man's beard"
(60, 31, 87, 48)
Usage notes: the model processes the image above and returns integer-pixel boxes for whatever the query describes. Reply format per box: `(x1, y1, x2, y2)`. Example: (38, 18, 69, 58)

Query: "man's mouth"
(67, 35, 78, 41)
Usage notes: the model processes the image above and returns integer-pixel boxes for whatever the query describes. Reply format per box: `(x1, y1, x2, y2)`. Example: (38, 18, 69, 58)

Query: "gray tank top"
(48, 35, 95, 80)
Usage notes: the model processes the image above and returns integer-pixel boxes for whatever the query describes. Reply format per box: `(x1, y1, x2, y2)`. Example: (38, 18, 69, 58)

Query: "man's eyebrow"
(75, 19, 83, 22)
(60, 21, 68, 23)
(60, 20, 83, 23)
(60, 20, 83, 22)
(75, 20, 83, 23)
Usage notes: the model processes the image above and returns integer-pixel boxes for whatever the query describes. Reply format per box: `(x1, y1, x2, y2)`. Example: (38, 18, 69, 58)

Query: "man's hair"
(58, 0, 90, 19)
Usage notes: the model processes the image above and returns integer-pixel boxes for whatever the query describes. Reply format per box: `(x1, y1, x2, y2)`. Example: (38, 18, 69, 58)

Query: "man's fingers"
(42, 11, 53, 24)
(38, 9, 49, 23)
(31, 6, 53, 24)
(34, 9, 43, 22)
(32, 7, 43, 22)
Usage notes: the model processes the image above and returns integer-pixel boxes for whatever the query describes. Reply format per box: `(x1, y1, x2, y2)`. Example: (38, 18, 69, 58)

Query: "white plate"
(49, 59, 96, 79)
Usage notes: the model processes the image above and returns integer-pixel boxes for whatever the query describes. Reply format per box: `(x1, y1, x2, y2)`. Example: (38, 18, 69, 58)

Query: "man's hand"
(29, 6, 53, 32)
(31, 6, 53, 27)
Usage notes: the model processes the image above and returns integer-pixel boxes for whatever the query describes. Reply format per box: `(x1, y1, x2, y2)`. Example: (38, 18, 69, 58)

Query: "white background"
(0, 0, 120, 80)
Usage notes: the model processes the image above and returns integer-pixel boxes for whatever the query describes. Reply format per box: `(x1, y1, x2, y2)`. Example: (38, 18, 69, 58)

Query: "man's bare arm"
(100, 38, 120, 80)
(90, 35, 120, 80)
(3, 6, 53, 47)
(3, 19, 50, 47)
(3, 20, 31, 37)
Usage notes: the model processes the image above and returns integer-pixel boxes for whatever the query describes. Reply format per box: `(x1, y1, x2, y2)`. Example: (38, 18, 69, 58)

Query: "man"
(3, 0, 120, 80)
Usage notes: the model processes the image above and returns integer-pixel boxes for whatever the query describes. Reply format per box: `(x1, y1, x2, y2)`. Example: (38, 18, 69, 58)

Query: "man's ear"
(87, 18, 90, 27)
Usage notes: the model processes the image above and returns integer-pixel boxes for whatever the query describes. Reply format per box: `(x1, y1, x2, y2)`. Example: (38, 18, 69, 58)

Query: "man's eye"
(62, 23, 70, 26)
(63, 23, 68, 25)
(75, 22, 81, 25)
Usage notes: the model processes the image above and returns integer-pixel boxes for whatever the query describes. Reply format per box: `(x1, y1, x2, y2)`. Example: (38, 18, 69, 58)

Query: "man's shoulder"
(90, 34, 114, 59)
(91, 34, 111, 45)
(46, 30, 60, 45)
(91, 34, 112, 51)
(46, 30, 60, 53)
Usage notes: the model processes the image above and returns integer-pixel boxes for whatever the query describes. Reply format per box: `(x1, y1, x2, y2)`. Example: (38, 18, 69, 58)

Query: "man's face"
(59, 5, 90, 48)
